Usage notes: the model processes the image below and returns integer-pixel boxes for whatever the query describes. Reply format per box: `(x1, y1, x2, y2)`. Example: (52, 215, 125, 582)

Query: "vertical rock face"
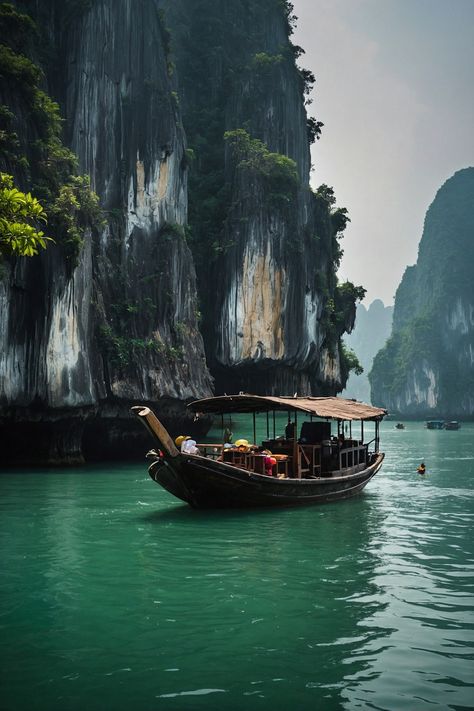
(62, 0, 212, 403)
(162, 0, 354, 395)
(370, 168, 474, 417)
(0, 0, 212, 464)
(211, 171, 338, 395)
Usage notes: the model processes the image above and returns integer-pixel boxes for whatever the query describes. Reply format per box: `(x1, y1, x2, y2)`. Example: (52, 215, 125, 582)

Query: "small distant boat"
(426, 420, 445, 430)
(132, 395, 387, 509)
(444, 421, 460, 430)
(395, 423, 405, 429)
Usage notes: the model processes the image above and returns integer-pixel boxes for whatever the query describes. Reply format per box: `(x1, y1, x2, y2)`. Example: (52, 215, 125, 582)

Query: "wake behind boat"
(132, 395, 387, 509)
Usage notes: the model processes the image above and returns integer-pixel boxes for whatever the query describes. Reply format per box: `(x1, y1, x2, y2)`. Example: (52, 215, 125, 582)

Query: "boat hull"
(148, 453, 385, 509)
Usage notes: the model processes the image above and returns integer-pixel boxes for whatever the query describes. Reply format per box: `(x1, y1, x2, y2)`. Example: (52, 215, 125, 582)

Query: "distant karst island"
(370, 167, 474, 419)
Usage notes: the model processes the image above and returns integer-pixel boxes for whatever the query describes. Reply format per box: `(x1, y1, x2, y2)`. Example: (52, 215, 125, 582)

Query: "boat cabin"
(188, 395, 386, 480)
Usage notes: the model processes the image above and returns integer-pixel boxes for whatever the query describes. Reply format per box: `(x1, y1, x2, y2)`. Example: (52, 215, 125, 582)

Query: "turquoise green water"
(1, 421, 473, 710)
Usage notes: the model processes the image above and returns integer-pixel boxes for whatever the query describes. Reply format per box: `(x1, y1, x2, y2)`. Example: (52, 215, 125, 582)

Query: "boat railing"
(195, 438, 373, 478)
(338, 443, 368, 470)
(364, 437, 378, 455)
(298, 441, 368, 476)
(195, 444, 224, 460)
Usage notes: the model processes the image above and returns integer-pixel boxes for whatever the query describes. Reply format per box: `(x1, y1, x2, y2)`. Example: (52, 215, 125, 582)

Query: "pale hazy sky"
(292, 0, 474, 305)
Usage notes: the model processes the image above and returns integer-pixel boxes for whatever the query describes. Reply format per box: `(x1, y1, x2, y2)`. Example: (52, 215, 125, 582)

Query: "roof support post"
(293, 438, 301, 479)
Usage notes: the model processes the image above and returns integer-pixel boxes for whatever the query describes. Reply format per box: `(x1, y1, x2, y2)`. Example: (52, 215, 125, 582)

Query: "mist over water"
(1, 421, 473, 710)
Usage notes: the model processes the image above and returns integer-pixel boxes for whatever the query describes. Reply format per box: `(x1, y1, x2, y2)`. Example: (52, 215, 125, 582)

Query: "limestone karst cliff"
(162, 0, 360, 395)
(342, 300, 393, 404)
(0, 0, 363, 464)
(0, 0, 213, 463)
(370, 168, 474, 417)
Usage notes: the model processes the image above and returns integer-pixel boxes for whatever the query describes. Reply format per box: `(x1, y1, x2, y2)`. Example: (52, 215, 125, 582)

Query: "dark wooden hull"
(148, 453, 385, 509)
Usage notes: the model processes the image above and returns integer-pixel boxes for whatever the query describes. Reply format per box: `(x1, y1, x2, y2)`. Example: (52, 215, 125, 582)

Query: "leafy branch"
(0, 172, 53, 256)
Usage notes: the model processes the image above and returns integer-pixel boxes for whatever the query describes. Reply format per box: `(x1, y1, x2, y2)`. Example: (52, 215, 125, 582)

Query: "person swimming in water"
(417, 462, 426, 475)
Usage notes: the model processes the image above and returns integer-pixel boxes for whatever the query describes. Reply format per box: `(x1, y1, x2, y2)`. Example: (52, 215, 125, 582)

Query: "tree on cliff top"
(0, 3, 102, 267)
(0, 172, 52, 256)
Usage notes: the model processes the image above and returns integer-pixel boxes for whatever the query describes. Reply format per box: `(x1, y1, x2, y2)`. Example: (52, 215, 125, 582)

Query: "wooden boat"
(444, 420, 460, 430)
(426, 420, 445, 430)
(132, 395, 387, 509)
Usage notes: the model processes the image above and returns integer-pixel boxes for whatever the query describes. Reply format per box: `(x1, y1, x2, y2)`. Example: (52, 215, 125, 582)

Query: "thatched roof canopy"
(188, 395, 387, 421)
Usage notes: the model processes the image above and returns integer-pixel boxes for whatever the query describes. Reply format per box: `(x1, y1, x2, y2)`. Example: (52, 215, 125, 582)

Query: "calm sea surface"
(1, 420, 473, 711)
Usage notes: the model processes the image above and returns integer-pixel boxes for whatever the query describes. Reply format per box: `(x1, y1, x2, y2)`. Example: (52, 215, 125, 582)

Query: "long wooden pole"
(131, 406, 180, 457)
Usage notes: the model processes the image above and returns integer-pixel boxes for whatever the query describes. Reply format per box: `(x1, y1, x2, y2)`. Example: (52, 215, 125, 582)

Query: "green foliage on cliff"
(224, 129, 298, 204)
(0, 42, 41, 90)
(314, 184, 352, 269)
(0, 171, 52, 256)
(370, 310, 438, 398)
(340, 341, 363, 380)
(252, 52, 284, 69)
(0, 2, 102, 266)
(163, 0, 321, 266)
(97, 317, 186, 370)
(98, 324, 183, 369)
(48, 176, 103, 264)
(337, 281, 366, 307)
(307, 116, 323, 144)
(0, 3, 37, 54)
(321, 281, 366, 356)
(159, 221, 186, 241)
